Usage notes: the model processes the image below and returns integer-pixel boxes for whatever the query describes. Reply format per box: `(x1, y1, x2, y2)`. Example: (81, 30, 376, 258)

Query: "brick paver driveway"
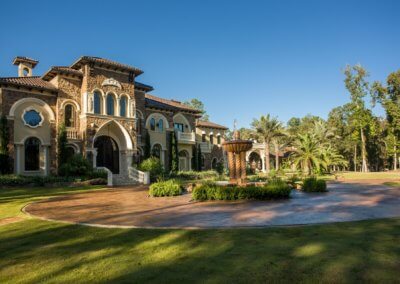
(24, 180, 400, 228)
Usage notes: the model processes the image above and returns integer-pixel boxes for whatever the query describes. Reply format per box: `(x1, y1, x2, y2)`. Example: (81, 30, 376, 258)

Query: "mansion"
(0, 56, 227, 184)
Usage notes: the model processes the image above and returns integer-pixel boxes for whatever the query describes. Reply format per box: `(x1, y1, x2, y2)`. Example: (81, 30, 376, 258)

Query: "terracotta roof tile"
(145, 94, 202, 113)
(135, 81, 154, 91)
(0, 76, 57, 91)
(42, 66, 83, 80)
(70, 56, 143, 75)
(196, 120, 228, 130)
(13, 56, 39, 67)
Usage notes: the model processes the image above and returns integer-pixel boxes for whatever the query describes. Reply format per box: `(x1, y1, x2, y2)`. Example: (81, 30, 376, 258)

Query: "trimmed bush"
(149, 179, 183, 197)
(139, 157, 164, 182)
(192, 179, 291, 201)
(172, 170, 219, 181)
(302, 177, 327, 192)
(58, 154, 92, 177)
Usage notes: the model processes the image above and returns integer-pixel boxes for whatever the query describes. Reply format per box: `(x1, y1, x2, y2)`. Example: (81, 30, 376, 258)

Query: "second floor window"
(202, 133, 206, 142)
(158, 119, 164, 132)
(94, 92, 102, 114)
(150, 118, 156, 131)
(64, 104, 74, 127)
(120, 96, 127, 117)
(174, 123, 184, 132)
(217, 135, 221, 144)
(210, 134, 214, 144)
(107, 94, 115, 116)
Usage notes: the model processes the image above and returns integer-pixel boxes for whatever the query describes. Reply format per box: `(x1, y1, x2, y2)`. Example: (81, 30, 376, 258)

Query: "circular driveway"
(25, 180, 400, 228)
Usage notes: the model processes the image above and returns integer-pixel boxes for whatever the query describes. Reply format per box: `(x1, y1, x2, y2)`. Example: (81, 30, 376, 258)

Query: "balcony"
(66, 129, 79, 140)
(176, 131, 195, 144)
(199, 142, 213, 153)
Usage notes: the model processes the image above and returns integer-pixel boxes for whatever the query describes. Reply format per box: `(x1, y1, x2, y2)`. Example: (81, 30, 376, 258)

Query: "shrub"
(138, 157, 164, 182)
(58, 154, 92, 177)
(173, 170, 219, 181)
(192, 179, 291, 201)
(149, 179, 183, 197)
(0, 154, 12, 174)
(302, 177, 327, 192)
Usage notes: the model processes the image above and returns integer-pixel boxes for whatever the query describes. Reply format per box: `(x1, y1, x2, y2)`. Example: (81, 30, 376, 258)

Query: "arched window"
(64, 104, 75, 127)
(150, 118, 156, 131)
(151, 144, 162, 159)
(217, 135, 221, 145)
(106, 94, 115, 115)
(210, 134, 214, 144)
(25, 137, 40, 171)
(158, 119, 164, 132)
(94, 91, 102, 114)
(202, 133, 206, 142)
(120, 96, 127, 117)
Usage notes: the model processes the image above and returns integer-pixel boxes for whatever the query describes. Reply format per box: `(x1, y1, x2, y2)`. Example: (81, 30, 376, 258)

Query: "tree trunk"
(394, 144, 397, 171)
(354, 144, 357, 172)
(360, 128, 368, 172)
(264, 141, 270, 173)
(273, 141, 279, 170)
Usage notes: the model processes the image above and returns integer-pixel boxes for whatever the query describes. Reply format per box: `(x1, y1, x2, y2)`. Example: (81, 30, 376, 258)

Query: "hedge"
(149, 179, 183, 197)
(192, 179, 291, 201)
(172, 170, 220, 181)
(302, 177, 327, 192)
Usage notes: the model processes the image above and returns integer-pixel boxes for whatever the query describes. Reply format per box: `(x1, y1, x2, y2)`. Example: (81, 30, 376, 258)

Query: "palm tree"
(272, 129, 287, 171)
(290, 133, 326, 175)
(252, 115, 283, 173)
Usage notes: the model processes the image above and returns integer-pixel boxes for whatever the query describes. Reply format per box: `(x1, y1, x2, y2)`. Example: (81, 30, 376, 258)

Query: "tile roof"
(70, 56, 143, 75)
(13, 56, 39, 67)
(135, 81, 154, 91)
(196, 120, 228, 130)
(42, 66, 83, 81)
(0, 76, 57, 91)
(145, 94, 202, 114)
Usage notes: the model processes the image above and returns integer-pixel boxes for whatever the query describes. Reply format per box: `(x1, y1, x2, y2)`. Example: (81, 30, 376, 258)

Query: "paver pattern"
(25, 180, 400, 228)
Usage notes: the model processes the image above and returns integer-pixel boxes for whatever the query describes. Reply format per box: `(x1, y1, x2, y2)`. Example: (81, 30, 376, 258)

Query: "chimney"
(12, 56, 39, 77)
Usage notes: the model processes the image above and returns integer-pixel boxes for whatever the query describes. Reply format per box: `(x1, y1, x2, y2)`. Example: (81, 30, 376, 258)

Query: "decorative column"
(15, 144, 22, 175)
(240, 151, 247, 183)
(102, 95, 107, 114)
(228, 151, 236, 183)
(235, 152, 241, 184)
(92, 149, 98, 168)
(42, 145, 50, 176)
(116, 97, 120, 117)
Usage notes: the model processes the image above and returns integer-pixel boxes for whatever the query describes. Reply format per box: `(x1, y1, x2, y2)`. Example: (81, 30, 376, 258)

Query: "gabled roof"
(42, 66, 83, 81)
(0, 76, 57, 92)
(135, 81, 154, 92)
(70, 56, 143, 75)
(145, 94, 202, 114)
(196, 120, 228, 130)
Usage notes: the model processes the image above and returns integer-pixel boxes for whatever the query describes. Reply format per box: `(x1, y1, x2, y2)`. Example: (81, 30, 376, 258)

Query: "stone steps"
(112, 174, 140, 186)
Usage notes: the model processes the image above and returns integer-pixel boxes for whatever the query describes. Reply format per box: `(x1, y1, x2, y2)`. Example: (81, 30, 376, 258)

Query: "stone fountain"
(222, 129, 253, 185)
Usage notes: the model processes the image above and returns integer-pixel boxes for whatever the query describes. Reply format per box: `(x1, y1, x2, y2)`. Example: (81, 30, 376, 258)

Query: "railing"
(176, 131, 196, 144)
(95, 167, 113, 186)
(66, 129, 79, 140)
(199, 142, 213, 153)
(128, 167, 150, 185)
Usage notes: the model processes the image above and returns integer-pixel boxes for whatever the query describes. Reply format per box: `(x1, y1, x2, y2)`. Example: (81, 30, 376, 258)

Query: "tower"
(12, 56, 39, 77)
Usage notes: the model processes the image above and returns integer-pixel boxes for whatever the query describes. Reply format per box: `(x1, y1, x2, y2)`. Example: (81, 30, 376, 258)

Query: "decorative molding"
(102, 78, 122, 89)
(21, 107, 44, 129)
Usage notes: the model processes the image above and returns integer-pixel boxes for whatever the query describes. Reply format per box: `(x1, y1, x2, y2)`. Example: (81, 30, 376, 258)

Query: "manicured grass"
(335, 171, 400, 180)
(0, 186, 399, 282)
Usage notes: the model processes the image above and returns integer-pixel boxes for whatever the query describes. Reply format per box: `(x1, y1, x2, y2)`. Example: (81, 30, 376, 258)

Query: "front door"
(94, 135, 120, 174)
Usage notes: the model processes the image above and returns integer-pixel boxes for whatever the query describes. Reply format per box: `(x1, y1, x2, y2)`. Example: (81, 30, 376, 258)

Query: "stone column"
(15, 144, 22, 175)
(92, 149, 98, 168)
(228, 151, 236, 183)
(102, 95, 107, 114)
(116, 98, 120, 116)
(240, 151, 247, 183)
(42, 145, 50, 176)
(235, 152, 241, 184)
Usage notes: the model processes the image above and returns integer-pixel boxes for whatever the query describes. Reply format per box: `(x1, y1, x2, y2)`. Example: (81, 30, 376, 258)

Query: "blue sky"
(1, 0, 399, 129)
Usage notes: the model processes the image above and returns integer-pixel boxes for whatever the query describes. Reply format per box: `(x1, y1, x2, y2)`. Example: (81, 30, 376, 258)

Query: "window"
(202, 133, 206, 142)
(210, 134, 214, 144)
(64, 104, 74, 127)
(106, 94, 115, 115)
(120, 96, 127, 117)
(174, 123, 184, 132)
(217, 135, 221, 145)
(158, 119, 164, 132)
(25, 137, 40, 171)
(150, 118, 156, 131)
(151, 144, 162, 159)
(23, 109, 42, 128)
(94, 91, 102, 114)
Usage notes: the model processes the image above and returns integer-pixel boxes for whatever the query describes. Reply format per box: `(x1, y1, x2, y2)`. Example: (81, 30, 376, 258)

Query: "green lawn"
(332, 171, 400, 180)
(0, 186, 399, 283)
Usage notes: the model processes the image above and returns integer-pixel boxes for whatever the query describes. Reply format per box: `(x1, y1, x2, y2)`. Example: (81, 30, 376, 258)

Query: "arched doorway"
(179, 150, 190, 171)
(94, 135, 120, 174)
(248, 152, 262, 173)
(211, 158, 218, 170)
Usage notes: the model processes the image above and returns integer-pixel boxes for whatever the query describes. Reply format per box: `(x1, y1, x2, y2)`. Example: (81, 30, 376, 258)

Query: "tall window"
(202, 133, 206, 142)
(152, 144, 162, 159)
(150, 118, 156, 131)
(210, 134, 214, 144)
(107, 94, 115, 115)
(158, 119, 164, 132)
(120, 96, 127, 117)
(94, 91, 102, 114)
(217, 135, 221, 145)
(25, 137, 40, 171)
(64, 104, 74, 127)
